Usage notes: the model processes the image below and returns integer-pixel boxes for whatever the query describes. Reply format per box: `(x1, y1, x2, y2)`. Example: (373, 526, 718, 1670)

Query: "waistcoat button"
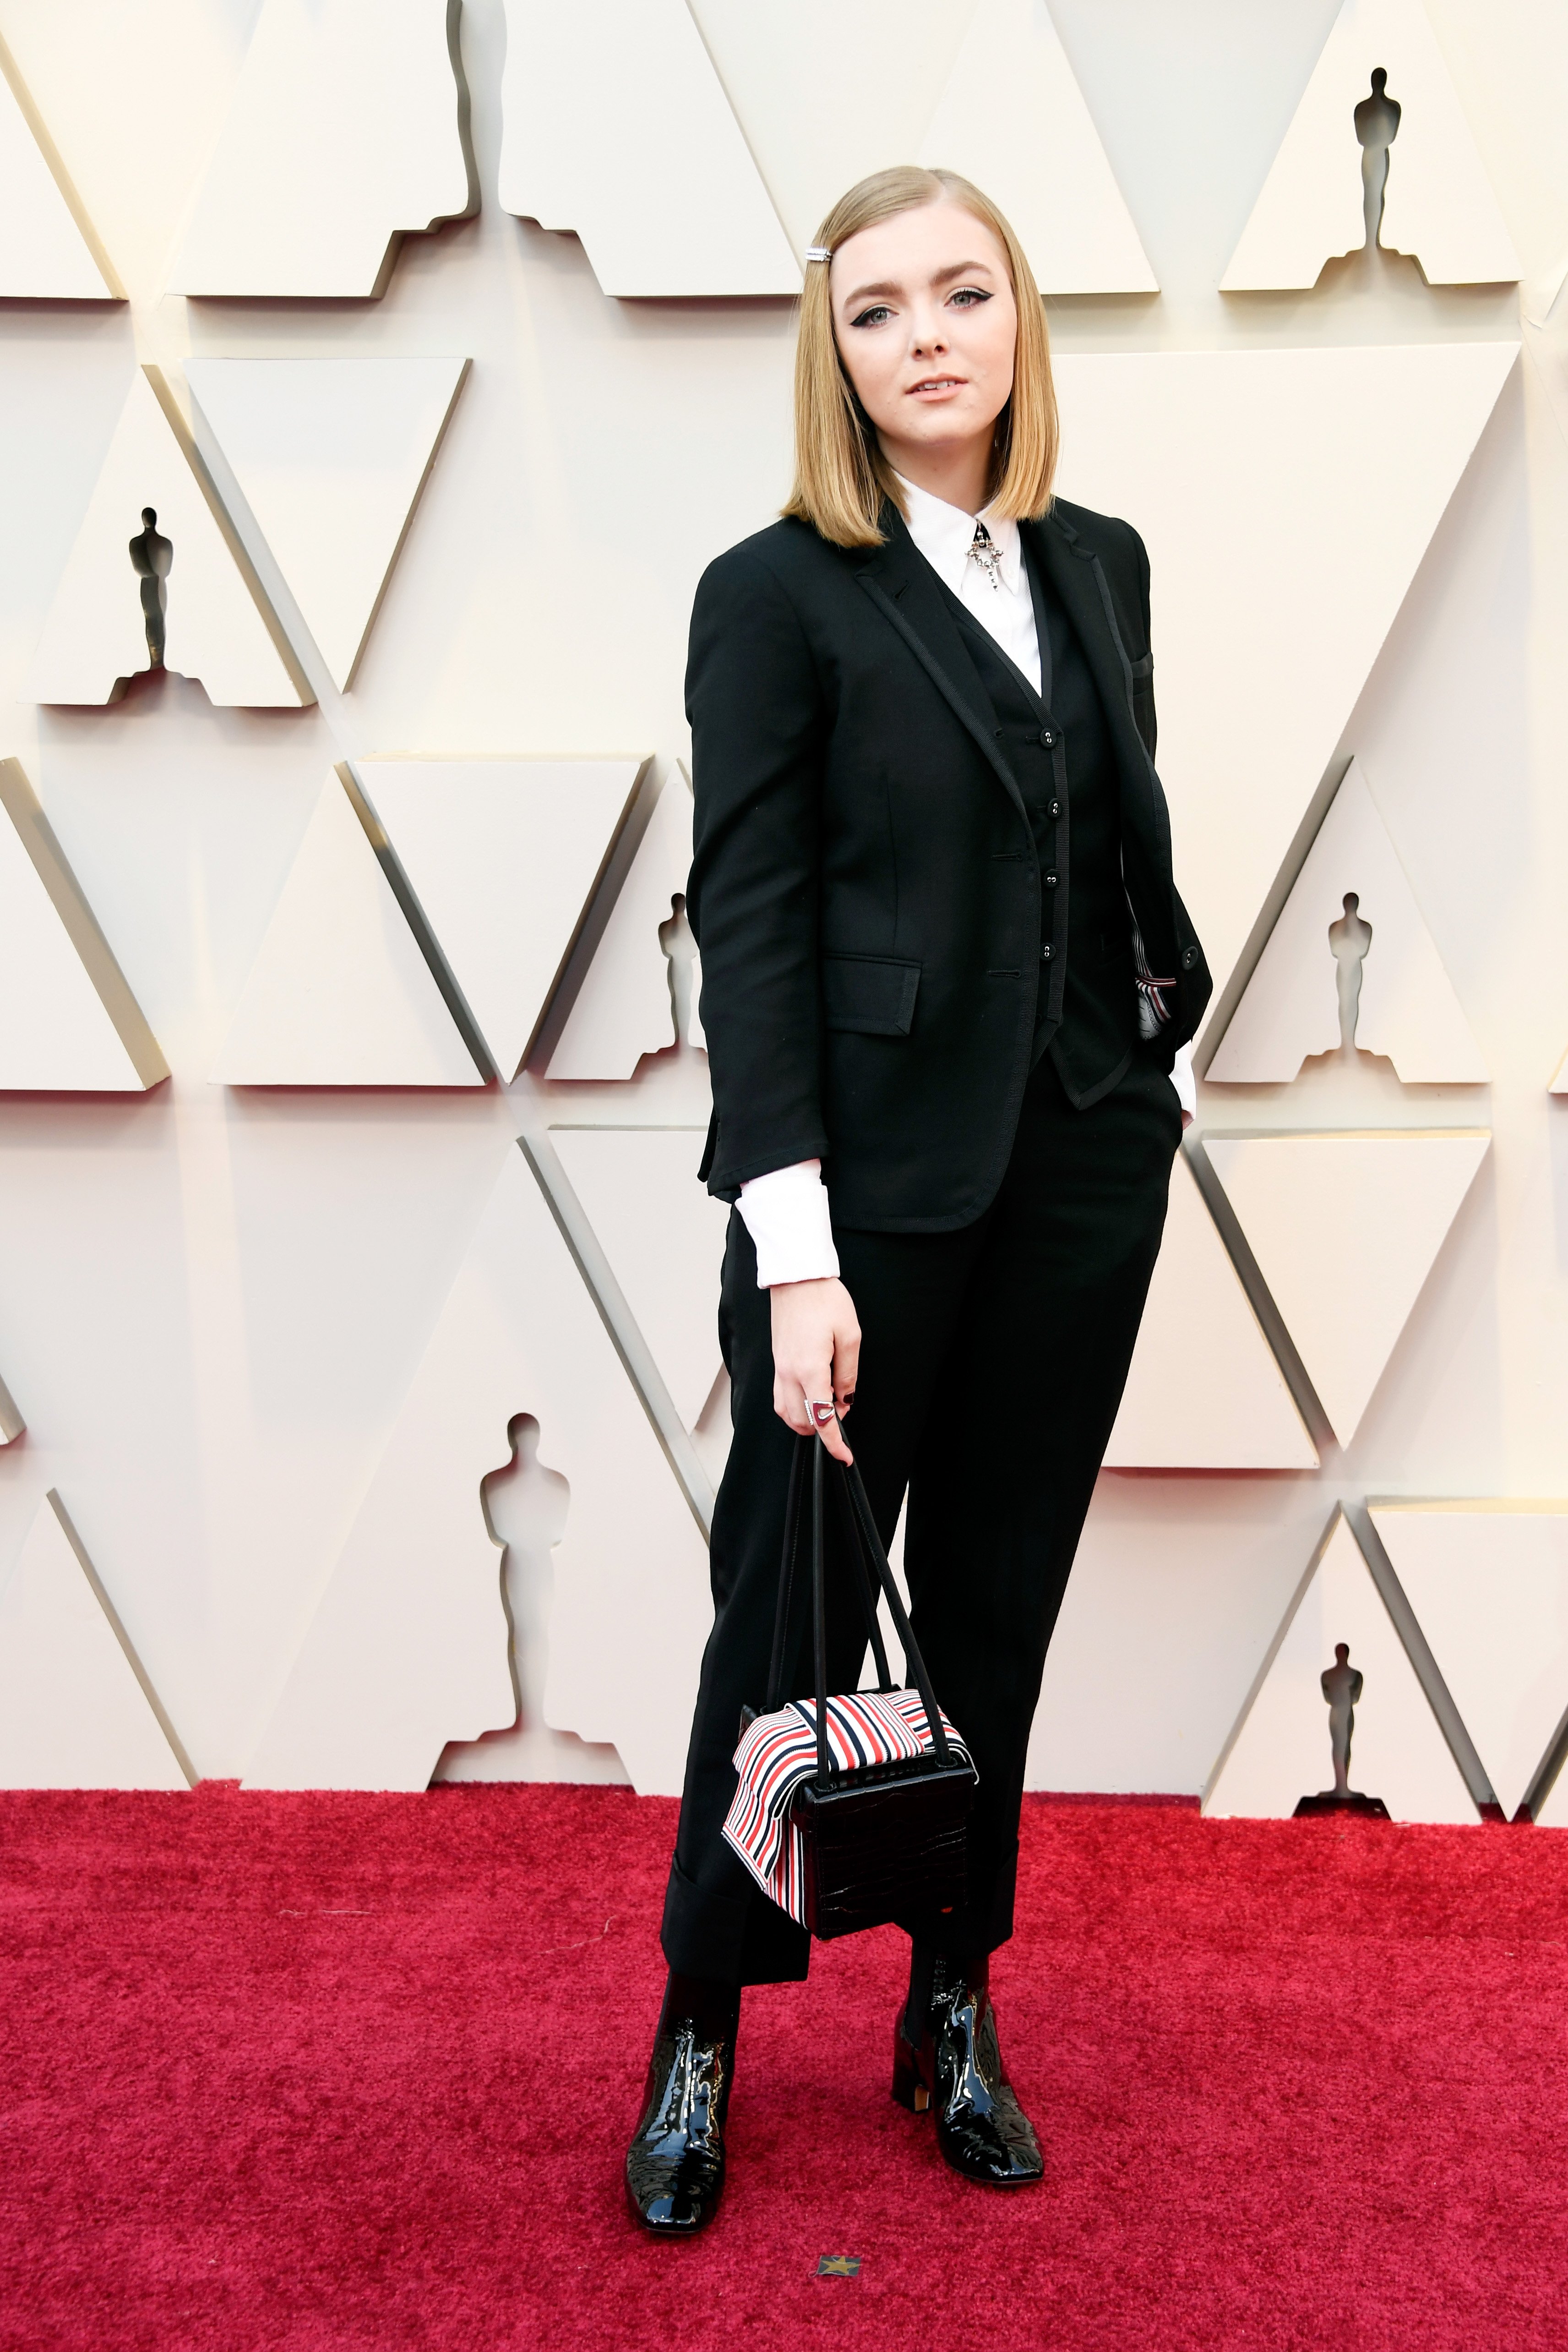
(1048, 799, 1062, 820)
(1040, 942, 1054, 962)
(1045, 872, 1059, 889)
(1040, 729, 1055, 747)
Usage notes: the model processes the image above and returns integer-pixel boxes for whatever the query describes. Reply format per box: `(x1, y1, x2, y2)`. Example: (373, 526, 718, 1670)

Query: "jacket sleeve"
(686, 545, 831, 1197)
(1127, 519, 1156, 762)
(1122, 517, 1212, 1050)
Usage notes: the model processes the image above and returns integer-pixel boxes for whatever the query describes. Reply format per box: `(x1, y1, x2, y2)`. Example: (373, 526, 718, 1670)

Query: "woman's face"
(828, 200, 1018, 472)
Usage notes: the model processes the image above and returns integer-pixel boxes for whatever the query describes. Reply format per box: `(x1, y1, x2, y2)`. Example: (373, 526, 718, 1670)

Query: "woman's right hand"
(769, 1277, 860, 1465)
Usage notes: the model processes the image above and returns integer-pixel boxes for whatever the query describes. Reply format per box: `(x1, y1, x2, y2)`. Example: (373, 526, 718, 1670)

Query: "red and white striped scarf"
(722, 1690, 974, 1926)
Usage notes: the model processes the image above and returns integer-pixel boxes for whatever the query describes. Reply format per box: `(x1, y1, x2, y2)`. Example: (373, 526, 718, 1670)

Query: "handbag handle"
(764, 1423, 954, 1787)
(765, 1430, 890, 1720)
(762, 1435, 808, 1717)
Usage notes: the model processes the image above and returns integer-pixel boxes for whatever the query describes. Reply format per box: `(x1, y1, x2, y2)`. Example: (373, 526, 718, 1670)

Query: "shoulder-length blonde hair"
(783, 165, 1058, 550)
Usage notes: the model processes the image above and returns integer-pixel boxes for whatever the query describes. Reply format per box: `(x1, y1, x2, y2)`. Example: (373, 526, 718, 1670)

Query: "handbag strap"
(763, 1436, 807, 1716)
(762, 1422, 957, 1783)
(769, 1421, 954, 1787)
(811, 1439, 832, 1785)
(764, 1427, 896, 1719)
(829, 1432, 953, 1773)
(828, 1459, 895, 1694)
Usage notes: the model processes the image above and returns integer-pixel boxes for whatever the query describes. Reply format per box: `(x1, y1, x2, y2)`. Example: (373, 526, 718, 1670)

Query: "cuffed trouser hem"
(896, 1837, 1018, 1960)
(659, 1851, 811, 1987)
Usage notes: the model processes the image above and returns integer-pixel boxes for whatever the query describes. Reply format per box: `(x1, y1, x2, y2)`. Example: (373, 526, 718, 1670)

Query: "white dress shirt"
(895, 472, 1044, 693)
(736, 478, 1194, 1289)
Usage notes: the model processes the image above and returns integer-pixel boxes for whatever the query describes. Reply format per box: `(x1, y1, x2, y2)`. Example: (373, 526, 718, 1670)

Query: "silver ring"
(804, 1398, 836, 1427)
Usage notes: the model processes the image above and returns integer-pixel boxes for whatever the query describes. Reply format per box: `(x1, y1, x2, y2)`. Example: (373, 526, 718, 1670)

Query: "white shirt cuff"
(736, 1159, 840, 1288)
(1171, 1041, 1196, 1129)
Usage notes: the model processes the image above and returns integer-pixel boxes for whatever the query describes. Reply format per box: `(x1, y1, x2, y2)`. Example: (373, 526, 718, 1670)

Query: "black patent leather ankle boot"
(893, 1947, 1043, 2186)
(625, 1971, 740, 2235)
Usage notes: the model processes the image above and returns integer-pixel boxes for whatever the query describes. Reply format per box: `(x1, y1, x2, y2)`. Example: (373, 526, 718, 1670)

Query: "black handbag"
(745, 1429, 976, 1941)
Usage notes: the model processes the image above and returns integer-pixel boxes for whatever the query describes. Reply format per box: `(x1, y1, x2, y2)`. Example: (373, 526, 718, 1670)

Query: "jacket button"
(1044, 872, 1059, 889)
(1181, 946, 1199, 971)
(1040, 942, 1054, 962)
(1048, 799, 1062, 819)
(1040, 729, 1055, 747)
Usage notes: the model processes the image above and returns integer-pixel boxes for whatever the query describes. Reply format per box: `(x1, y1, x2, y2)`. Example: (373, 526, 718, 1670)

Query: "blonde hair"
(783, 166, 1058, 550)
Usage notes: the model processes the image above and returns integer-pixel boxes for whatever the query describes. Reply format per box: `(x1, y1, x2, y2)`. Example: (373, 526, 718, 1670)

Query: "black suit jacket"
(686, 496, 1211, 1230)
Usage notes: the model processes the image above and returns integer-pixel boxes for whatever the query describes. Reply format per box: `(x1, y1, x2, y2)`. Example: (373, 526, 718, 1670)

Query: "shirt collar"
(893, 472, 1023, 596)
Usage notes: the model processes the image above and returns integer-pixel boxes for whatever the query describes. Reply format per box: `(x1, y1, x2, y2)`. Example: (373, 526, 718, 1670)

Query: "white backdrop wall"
(1, 0, 1567, 1806)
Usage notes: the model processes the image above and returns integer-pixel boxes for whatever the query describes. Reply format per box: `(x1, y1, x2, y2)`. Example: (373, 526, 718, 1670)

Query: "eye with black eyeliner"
(849, 304, 893, 329)
(948, 286, 991, 308)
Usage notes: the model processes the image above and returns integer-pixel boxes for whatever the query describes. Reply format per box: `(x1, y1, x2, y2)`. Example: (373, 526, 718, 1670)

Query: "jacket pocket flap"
(823, 954, 920, 1036)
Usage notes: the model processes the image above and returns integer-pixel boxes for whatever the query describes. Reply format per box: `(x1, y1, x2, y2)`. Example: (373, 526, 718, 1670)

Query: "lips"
(909, 376, 965, 394)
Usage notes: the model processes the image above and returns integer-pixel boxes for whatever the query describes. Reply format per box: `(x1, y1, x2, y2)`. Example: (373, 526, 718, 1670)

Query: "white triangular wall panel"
(0, 1492, 188, 1791)
(1204, 1513, 1477, 1822)
(244, 1146, 712, 1794)
(24, 369, 304, 708)
(1053, 343, 1517, 1000)
(211, 771, 482, 1088)
(1103, 1153, 1318, 1469)
(918, 0, 1155, 294)
(0, 759, 167, 1091)
(498, 0, 800, 297)
(0, 47, 117, 296)
(1206, 1132, 1489, 1446)
(547, 769, 702, 1079)
(1371, 0, 1521, 289)
(551, 1128, 729, 1431)
(1550, 1046, 1568, 1094)
(187, 358, 469, 691)
(1209, 759, 1486, 1084)
(0, 1369, 22, 1443)
(1220, 0, 1519, 289)
(1528, 255, 1568, 332)
(169, 0, 473, 298)
(359, 757, 644, 1082)
(1371, 1503, 1568, 1821)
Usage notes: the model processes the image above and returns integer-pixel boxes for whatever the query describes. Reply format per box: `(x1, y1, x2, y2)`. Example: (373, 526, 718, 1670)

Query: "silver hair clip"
(804, 245, 833, 264)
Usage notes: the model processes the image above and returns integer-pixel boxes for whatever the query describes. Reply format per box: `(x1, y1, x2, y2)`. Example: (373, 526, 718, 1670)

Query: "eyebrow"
(840, 260, 997, 308)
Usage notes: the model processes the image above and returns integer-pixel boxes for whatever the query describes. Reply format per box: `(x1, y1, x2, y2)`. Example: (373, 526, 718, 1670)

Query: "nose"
(908, 308, 948, 358)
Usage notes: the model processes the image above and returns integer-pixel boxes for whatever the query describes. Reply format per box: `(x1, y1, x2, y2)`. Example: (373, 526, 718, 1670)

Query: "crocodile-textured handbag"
(724, 1429, 976, 1940)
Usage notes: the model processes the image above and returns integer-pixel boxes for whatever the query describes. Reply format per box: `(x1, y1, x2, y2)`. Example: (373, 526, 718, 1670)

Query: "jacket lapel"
(854, 502, 1173, 877)
(1023, 510, 1168, 852)
(854, 510, 1028, 825)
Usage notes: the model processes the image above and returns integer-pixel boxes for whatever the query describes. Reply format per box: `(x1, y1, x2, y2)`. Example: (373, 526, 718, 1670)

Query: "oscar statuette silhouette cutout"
(1328, 892, 1372, 1052)
(657, 892, 697, 1049)
(1354, 68, 1401, 254)
(128, 506, 172, 671)
(1294, 1644, 1391, 1818)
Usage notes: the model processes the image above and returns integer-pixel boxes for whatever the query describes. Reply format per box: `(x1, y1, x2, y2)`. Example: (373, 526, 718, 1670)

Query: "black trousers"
(661, 1051, 1182, 1987)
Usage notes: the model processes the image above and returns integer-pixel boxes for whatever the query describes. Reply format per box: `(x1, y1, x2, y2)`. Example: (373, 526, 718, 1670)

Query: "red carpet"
(2, 1784, 1566, 2350)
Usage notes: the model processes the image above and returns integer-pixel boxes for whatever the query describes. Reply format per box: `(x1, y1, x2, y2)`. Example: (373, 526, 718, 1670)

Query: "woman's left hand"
(768, 1277, 860, 1464)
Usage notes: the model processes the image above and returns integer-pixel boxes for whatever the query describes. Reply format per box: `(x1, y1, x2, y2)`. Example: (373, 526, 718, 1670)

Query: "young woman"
(625, 166, 1209, 2233)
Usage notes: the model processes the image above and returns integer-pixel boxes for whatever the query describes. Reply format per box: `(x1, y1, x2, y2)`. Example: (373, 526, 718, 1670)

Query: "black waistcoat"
(941, 554, 1139, 1108)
